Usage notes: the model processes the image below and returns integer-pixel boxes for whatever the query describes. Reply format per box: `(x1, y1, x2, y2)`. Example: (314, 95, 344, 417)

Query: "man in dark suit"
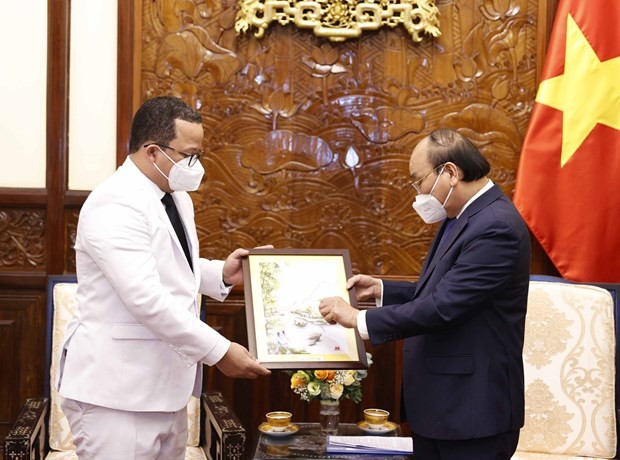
(319, 128, 530, 459)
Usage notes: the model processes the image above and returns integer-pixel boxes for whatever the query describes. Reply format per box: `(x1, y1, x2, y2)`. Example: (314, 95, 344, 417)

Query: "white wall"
(0, 0, 118, 191)
(68, 0, 118, 191)
(0, 1, 48, 188)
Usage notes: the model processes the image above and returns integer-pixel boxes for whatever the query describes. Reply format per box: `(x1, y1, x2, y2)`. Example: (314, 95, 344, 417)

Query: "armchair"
(4, 275, 246, 460)
(513, 279, 619, 459)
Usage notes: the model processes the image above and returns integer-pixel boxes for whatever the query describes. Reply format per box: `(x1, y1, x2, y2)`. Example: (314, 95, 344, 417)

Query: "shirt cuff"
(219, 275, 233, 298)
(200, 336, 231, 366)
(357, 310, 370, 340)
(356, 281, 384, 341)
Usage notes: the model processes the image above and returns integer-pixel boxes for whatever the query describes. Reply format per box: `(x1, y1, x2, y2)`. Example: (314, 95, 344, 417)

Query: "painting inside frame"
(242, 248, 368, 369)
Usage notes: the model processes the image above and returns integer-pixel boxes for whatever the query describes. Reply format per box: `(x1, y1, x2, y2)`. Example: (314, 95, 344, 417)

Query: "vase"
(319, 398, 340, 435)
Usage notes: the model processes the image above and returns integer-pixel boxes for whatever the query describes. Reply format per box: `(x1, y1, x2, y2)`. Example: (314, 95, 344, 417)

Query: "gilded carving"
(235, 0, 441, 43)
(0, 209, 45, 270)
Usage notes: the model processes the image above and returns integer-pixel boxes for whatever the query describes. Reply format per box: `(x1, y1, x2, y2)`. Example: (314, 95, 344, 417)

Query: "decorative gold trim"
(235, 0, 441, 43)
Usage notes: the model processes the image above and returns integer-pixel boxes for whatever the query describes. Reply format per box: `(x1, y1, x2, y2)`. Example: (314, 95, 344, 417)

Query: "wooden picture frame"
(242, 248, 368, 369)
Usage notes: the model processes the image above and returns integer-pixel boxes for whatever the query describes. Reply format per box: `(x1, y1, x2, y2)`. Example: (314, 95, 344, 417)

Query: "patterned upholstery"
(512, 281, 617, 459)
(48, 282, 205, 459)
(46, 447, 207, 460)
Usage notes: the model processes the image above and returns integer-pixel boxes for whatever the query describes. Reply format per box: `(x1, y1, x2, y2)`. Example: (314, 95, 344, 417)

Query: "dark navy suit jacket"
(366, 184, 530, 440)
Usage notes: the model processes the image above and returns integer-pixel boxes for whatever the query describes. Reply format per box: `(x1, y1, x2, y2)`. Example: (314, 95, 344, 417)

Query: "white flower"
(307, 381, 322, 396)
(329, 383, 344, 399)
(343, 370, 356, 386)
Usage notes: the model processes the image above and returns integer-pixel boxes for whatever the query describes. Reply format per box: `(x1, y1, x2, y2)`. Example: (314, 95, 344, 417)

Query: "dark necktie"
(161, 193, 193, 270)
(435, 218, 456, 254)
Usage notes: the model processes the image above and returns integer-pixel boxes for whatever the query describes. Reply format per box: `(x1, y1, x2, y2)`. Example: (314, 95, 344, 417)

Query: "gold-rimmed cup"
(266, 411, 292, 432)
(363, 408, 389, 429)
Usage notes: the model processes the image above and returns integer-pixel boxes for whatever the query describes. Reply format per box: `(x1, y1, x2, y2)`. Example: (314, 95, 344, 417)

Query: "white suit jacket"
(58, 157, 231, 412)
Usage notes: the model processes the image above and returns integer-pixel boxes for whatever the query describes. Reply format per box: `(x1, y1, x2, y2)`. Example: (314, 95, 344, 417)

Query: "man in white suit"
(58, 96, 271, 459)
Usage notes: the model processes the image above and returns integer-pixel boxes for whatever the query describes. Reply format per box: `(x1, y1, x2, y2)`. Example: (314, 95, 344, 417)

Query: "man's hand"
(222, 245, 274, 285)
(216, 342, 271, 379)
(318, 296, 359, 329)
(347, 274, 382, 302)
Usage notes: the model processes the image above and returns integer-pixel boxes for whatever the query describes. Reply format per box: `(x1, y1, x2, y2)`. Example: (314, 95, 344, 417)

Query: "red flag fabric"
(513, 0, 620, 283)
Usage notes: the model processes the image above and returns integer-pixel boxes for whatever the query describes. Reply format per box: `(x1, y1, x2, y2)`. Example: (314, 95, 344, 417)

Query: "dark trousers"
(412, 430, 520, 460)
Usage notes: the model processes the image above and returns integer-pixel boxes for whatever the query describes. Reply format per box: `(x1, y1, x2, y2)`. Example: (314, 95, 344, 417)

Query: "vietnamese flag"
(514, 0, 620, 283)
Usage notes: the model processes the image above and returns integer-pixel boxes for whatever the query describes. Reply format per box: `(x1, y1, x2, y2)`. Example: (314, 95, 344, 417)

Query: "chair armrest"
(202, 391, 246, 460)
(4, 397, 49, 460)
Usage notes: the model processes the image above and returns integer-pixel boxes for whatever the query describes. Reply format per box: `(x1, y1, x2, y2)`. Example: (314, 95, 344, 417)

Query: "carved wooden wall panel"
(0, 209, 46, 272)
(141, 0, 538, 279)
(141, 0, 544, 449)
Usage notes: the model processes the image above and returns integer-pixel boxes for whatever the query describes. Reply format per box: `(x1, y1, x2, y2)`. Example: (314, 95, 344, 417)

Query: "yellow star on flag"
(535, 13, 620, 166)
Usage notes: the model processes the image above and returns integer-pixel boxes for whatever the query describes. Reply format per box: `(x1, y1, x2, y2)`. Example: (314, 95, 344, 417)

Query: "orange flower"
(314, 370, 329, 380)
(290, 371, 310, 389)
(314, 370, 336, 381)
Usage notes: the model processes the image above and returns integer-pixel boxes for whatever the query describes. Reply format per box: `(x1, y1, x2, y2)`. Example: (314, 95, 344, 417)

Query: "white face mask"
(412, 166, 454, 224)
(153, 146, 205, 192)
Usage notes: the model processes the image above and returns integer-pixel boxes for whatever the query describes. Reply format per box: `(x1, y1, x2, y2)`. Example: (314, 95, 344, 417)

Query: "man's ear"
(145, 144, 158, 160)
(445, 162, 461, 183)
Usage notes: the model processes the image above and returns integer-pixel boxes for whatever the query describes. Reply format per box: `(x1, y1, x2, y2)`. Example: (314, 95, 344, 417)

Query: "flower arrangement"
(287, 353, 373, 403)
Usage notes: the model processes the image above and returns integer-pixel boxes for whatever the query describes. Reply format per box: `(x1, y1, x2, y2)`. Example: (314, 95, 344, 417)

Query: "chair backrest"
(46, 276, 201, 452)
(515, 279, 617, 457)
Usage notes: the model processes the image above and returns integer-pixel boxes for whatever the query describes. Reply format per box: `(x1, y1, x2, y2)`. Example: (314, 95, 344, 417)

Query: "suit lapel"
(171, 193, 201, 284)
(415, 217, 466, 295)
(157, 193, 194, 278)
(415, 184, 504, 296)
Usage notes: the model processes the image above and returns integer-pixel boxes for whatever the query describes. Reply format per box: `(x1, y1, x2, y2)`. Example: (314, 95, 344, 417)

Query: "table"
(251, 422, 413, 459)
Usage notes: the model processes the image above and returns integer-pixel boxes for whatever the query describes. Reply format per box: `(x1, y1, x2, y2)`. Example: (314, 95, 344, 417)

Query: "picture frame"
(242, 248, 368, 369)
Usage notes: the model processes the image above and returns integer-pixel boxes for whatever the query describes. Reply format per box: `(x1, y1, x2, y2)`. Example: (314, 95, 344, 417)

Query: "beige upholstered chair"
(5, 276, 245, 460)
(512, 280, 617, 459)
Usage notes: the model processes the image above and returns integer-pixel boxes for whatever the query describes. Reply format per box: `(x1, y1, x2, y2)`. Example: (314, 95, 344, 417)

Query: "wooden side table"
(251, 422, 413, 459)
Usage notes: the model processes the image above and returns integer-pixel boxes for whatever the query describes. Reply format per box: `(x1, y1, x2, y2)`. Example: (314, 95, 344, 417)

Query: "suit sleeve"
(198, 259, 232, 301)
(367, 218, 527, 345)
(383, 280, 418, 305)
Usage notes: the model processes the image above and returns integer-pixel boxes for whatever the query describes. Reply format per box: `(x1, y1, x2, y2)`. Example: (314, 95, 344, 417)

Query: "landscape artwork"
(242, 249, 368, 369)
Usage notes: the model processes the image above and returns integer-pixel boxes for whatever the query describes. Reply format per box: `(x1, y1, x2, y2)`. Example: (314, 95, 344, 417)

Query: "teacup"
(363, 408, 390, 429)
(266, 411, 292, 432)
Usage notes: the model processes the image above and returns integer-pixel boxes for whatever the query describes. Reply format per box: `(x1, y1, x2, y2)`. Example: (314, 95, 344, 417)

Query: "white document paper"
(326, 435, 414, 454)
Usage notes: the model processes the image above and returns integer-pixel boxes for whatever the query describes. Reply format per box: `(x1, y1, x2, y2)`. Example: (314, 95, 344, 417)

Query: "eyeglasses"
(411, 163, 445, 193)
(144, 143, 204, 167)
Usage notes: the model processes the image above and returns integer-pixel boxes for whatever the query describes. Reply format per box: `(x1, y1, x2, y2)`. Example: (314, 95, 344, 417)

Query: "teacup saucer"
(357, 420, 398, 434)
(258, 422, 300, 437)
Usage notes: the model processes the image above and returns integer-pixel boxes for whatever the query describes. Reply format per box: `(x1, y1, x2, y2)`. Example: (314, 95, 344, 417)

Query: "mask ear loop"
(151, 145, 173, 181)
(429, 165, 446, 196)
(429, 164, 454, 208)
(441, 184, 454, 208)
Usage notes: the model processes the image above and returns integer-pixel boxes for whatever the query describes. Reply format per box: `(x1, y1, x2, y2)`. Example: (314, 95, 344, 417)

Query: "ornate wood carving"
(3, 398, 48, 460)
(141, 0, 538, 279)
(0, 209, 45, 271)
(235, 0, 441, 43)
(203, 391, 246, 460)
(137, 0, 546, 451)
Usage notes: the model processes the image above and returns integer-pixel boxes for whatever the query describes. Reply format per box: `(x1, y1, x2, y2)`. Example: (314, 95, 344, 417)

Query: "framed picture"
(242, 248, 368, 369)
